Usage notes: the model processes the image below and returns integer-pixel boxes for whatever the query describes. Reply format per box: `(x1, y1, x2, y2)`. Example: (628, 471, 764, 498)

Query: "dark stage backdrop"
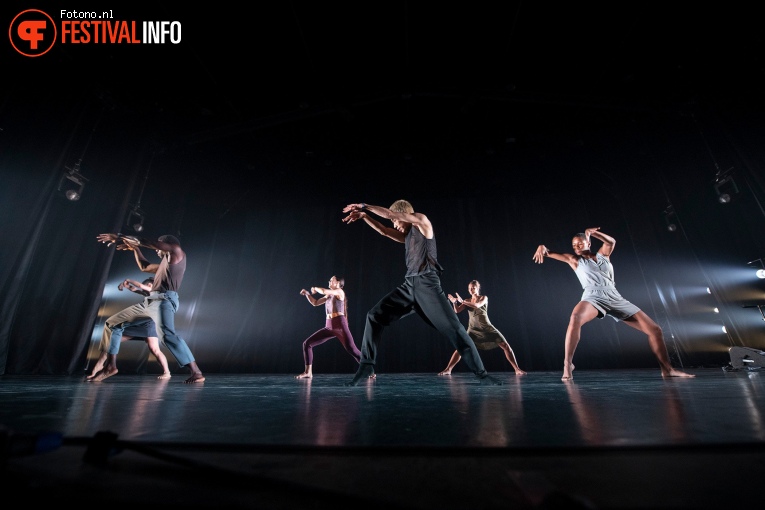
(2, 90, 765, 377)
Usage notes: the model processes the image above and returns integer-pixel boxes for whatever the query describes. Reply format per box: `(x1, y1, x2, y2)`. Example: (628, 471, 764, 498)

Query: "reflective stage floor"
(1, 368, 764, 509)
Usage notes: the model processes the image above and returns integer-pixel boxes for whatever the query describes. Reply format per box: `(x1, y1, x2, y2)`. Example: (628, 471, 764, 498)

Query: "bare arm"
(300, 288, 328, 306)
(586, 227, 615, 258)
(311, 286, 345, 300)
(458, 294, 486, 310)
(342, 203, 434, 241)
(119, 241, 160, 273)
(447, 293, 466, 313)
(342, 205, 405, 242)
(99, 233, 170, 271)
(533, 244, 579, 270)
(122, 278, 152, 293)
(132, 236, 186, 265)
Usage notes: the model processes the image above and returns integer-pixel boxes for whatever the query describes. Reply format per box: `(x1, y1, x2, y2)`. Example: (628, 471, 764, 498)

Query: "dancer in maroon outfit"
(296, 275, 370, 379)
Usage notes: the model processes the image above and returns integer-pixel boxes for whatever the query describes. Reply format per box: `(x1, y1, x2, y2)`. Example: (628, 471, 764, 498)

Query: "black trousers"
(359, 271, 488, 377)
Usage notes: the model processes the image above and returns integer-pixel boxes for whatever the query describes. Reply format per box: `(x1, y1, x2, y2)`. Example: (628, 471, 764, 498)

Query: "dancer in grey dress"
(533, 227, 695, 381)
(438, 280, 526, 375)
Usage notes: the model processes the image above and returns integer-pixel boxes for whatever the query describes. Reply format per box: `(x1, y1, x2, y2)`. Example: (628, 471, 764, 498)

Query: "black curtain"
(3, 88, 765, 376)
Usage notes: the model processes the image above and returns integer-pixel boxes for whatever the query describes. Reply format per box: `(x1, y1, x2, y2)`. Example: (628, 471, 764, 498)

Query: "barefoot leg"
(438, 351, 461, 376)
(91, 355, 118, 382)
(184, 361, 206, 383)
(500, 342, 526, 375)
(86, 352, 108, 381)
(622, 311, 696, 378)
(562, 302, 598, 381)
(295, 365, 313, 379)
(562, 362, 575, 381)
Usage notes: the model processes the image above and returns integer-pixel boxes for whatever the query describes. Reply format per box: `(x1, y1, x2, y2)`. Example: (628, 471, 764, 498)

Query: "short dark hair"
(158, 235, 180, 245)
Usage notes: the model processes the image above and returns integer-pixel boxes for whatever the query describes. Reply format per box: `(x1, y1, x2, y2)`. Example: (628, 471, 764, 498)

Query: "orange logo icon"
(9, 9, 57, 57)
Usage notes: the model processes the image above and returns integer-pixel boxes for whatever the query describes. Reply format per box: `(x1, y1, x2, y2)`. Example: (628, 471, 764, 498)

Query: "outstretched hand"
(96, 233, 119, 247)
(584, 227, 600, 243)
(116, 241, 136, 251)
(342, 210, 365, 224)
(300, 289, 309, 296)
(342, 203, 365, 213)
(533, 245, 549, 264)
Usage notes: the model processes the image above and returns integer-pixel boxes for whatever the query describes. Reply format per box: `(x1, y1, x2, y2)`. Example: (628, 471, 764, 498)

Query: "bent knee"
(646, 323, 663, 337)
(568, 312, 589, 326)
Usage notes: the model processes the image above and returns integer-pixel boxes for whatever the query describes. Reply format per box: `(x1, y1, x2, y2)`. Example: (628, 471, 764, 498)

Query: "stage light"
(747, 258, 765, 279)
(721, 325, 727, 334)
(728, 346, 765, 371)
(57, 160, 88, 201)
(713, 307, 719, 313)
(663, 205, 678, 232)
(706, 287, 712, 294)
(127, 204, 146, 233)
(713, 168, 738, 204)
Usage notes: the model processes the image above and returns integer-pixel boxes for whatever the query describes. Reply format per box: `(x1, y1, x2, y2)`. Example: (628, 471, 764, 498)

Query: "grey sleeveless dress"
(574, 253, 640, 321)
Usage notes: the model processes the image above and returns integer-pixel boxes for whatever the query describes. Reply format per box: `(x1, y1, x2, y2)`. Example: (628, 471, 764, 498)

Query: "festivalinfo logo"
(9, 9, 181, 57)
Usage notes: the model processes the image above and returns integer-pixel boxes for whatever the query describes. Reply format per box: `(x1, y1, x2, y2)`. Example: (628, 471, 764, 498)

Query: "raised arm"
(586, 227, 615, 257)
(457, 294, 486, 310)
(447, 293, 466, 312)
(311, 285, 345, 300)
(533, 244, 579, 269)
(342, 203, 406, 242)
(119, 240, 161, 274)
(300, 288, 328, 306)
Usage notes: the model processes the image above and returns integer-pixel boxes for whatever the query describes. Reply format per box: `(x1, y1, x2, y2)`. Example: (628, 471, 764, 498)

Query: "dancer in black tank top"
(341, 200, 502, 386)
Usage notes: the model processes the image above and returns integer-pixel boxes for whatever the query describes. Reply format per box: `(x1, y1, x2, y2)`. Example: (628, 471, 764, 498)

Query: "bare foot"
(185, 372, 206, 384)
(369, 373, 376, 379)
(438, 370, 451, 376)
(157, 373, 172, 380)
(92, 367, 118, 382)
(514, 369, 527, 375)
(662, 368, 695, 378)
(561, 362, 575, 381)
(295, 372, 312, 379)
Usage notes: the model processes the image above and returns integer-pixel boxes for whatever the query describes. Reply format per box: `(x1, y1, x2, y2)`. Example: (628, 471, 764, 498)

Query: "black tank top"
(404, 227, 444, 277)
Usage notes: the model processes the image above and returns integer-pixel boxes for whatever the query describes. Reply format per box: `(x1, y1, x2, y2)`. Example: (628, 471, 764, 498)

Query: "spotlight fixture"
(728, 346, 765, 371)
(126, 150, 155, 234)
(127, 204, 146, 233)
(57, 160, 88, 201)
(747, 258, 765, 279)
(713, 167, 738, 204)
(662, 205, 678, 232)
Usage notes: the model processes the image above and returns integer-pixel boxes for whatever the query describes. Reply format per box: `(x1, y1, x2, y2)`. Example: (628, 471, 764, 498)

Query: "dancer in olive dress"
(438, 280, 526, 376)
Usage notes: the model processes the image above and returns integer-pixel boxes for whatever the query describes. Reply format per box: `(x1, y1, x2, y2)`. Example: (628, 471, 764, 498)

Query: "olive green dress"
(467, 299, 509, 351)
